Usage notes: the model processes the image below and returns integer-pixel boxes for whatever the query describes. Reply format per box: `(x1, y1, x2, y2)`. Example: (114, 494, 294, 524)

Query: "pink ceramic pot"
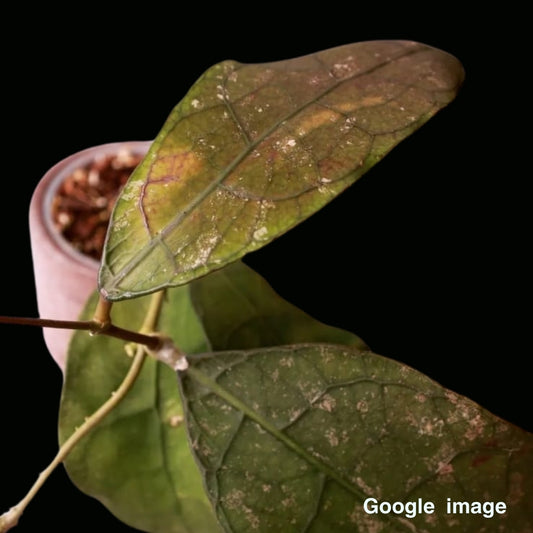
(29, 141, 151, 370)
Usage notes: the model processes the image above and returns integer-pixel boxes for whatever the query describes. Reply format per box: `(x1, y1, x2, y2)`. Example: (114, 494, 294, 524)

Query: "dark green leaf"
(180, 344, 533, 532)
(100, 40, 464, 300)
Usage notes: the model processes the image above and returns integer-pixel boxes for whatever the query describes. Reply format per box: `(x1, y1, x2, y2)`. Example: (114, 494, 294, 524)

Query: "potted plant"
(2, 40, 532, 533)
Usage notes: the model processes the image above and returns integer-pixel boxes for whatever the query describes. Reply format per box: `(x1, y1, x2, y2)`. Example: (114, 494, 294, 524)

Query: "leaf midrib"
(103, 44, 427, 294)
(184, 362, 419, 533)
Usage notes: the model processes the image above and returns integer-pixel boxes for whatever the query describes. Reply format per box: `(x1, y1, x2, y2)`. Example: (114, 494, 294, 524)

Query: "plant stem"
(0, 291, 166, 532)
(0, 345, 146, 532)
(141, 290, 166, 334)
(92, 293, 113, 327)
(0, 315, 161, 351)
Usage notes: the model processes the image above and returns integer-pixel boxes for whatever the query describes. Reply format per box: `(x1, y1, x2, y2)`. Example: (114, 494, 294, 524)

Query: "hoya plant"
(2, 40, 532, 532)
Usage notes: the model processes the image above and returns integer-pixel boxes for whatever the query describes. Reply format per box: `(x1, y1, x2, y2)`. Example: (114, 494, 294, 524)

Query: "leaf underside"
(180, 344, 533, 533)
(99, 40, 464, 301)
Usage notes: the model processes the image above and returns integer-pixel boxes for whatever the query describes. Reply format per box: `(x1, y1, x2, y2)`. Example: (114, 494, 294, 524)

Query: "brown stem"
(0, 316, 94, 330)
(0, 316, 161, 351)
(104, 324, 161, 350)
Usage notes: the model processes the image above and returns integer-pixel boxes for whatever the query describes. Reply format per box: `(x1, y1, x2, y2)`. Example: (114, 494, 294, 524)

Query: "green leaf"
(180, 344, 533, 532)
(59, 261, 363, 532)
(188, 260, 366, 352)
(99, 40, 464, 300)
(58, 289, 218, 533)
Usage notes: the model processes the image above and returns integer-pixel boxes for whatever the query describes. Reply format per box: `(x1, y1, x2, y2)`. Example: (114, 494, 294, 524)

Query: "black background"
(1, 6, 530, 532)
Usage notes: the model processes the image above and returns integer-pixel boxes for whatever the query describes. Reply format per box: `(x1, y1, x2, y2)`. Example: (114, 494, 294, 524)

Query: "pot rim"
(40, 140, 152, 270)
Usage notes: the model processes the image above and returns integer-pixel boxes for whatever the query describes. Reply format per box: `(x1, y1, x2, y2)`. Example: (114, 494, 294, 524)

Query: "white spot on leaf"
(253, 226, 268, 241)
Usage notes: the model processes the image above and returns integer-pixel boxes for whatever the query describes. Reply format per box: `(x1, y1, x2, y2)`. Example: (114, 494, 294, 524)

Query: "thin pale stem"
(0, 346, 146, 532)
(140, 290, 165, 335)
(0, 291, 166, 532)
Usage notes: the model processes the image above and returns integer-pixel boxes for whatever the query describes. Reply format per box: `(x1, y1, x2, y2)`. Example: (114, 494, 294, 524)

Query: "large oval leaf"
(59, 261, 363, 532)
(180, 344, 533, 532)
(99, 40, 464, 300)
